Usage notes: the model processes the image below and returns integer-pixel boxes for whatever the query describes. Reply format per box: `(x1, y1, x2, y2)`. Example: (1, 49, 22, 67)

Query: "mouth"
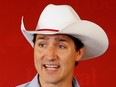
(43, 64, 60, 71)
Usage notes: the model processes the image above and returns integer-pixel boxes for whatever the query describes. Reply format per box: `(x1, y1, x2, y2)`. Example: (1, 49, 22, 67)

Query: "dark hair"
(33, 34, 37, 44)
(32, 34, 84, 66)
(67, 35, 84, 66)
(68, 35, 84, 51)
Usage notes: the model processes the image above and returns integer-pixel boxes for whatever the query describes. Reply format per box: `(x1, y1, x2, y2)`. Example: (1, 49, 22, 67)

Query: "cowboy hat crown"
(36, 4, 81, 30)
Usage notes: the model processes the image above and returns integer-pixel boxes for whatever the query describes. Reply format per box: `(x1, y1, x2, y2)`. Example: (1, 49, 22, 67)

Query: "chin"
(42, 74, 61, 84)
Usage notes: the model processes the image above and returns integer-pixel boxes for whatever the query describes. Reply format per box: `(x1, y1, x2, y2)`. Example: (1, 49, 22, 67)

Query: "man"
(17, 4, 109, 87)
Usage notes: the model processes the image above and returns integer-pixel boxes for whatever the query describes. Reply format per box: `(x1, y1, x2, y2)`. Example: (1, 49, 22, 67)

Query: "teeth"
(45, 65, 58, 68)
(44, 65, 59, 70)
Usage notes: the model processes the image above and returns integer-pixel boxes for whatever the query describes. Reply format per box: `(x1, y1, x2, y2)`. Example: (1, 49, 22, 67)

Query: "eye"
(38, 43, 46, 48)
(57, 45, 65, 49)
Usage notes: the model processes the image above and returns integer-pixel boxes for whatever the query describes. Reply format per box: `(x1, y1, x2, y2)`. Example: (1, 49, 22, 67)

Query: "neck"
(39, 77, 73, 87)
(41, 83, 73, 87)
(40, 83, 73, 87)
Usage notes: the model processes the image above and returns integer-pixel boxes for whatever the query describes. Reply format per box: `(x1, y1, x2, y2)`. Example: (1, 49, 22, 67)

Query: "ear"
(75, 47, 84, 61)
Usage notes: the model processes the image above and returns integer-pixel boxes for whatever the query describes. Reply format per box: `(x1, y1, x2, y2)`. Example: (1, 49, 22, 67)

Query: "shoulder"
(16, 74, 39, 87)
(16, 82, 30, 87)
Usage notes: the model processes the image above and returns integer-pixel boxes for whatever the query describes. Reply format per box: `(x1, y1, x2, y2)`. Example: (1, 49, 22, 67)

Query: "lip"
(43, 64, 60, 74)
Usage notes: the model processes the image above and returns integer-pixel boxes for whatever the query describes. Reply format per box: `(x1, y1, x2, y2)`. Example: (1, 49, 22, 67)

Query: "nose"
(45, 45, 57, 61)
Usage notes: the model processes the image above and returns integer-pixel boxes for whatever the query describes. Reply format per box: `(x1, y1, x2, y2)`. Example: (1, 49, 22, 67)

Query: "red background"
(0, 0, 116, 87)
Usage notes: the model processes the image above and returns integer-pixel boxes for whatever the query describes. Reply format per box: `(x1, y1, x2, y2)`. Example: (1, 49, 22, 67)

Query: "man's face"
(34, 34, 83, 85)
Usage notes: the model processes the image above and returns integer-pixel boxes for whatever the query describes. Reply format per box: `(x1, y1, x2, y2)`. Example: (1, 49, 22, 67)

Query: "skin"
(34, 34, 84, 87)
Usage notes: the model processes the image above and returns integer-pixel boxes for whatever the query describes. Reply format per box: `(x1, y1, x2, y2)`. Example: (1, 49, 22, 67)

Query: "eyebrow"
(36, 35, 67, 42)
(37, 37, 44, 39)
(56, 38, 67, 42)
(36, 35, 46, 40)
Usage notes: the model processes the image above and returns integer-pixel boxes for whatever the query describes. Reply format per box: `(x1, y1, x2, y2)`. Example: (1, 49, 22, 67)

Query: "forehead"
(36, 34, 72, 40)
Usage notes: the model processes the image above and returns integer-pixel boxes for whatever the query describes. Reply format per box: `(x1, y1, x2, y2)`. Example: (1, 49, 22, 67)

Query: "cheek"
(34, 51, 39, 69)
(34, 47, 44, 59)
(59, 49, 76, 66)
(60, 53, 76, 74)
(34, 48, 44, 68)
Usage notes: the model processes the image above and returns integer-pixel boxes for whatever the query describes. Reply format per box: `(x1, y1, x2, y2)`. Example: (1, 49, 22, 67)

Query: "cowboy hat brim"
(21, 17, 109, 60)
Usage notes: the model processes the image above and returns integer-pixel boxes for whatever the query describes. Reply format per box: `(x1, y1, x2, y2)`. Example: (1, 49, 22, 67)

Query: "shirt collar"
(72, 77, 80, 87)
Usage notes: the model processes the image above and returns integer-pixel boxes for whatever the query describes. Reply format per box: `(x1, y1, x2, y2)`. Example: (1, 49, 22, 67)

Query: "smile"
(44, 64, 60, 70)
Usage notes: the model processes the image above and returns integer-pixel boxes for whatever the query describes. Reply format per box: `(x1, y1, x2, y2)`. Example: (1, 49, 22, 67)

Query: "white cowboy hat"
(21, 4, 109, 60)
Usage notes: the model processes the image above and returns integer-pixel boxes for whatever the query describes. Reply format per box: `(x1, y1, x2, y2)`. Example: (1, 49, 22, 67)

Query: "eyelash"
(38, 43, 66, 49)
(38, 43, 46, 48)
(57, 45, 66, 49)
